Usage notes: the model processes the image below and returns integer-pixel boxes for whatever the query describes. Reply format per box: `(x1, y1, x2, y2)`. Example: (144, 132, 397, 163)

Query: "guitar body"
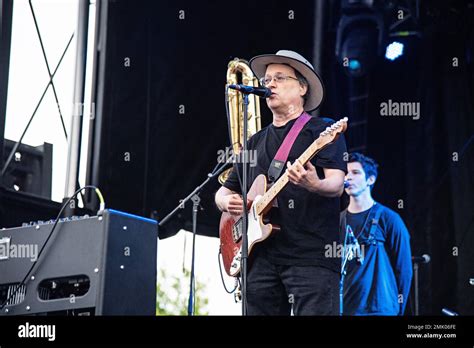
(219, 174, 276, 277)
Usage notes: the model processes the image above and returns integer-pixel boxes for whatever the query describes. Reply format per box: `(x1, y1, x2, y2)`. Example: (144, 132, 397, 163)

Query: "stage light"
(385, 41, 404, 61)
(335, 11, 385, 77)
(349, 59, 361, 71)
(337, 22, 379, 77)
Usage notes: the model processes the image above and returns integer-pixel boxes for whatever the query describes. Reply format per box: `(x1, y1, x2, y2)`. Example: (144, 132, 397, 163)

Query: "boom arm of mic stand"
(158, 149, 236, 228)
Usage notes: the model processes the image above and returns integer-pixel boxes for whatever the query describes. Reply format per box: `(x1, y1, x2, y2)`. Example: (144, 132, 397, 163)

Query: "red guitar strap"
(267, 112, 312, 182)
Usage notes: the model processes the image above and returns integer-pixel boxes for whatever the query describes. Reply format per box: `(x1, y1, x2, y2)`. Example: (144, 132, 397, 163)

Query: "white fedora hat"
(249, 50, 324, 112)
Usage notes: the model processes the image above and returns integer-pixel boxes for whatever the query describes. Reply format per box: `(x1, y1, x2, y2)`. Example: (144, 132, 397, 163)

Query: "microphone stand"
(340, 226, 361, 316)
(240, 93, 249, 316)
(411, 255, 429, 316)
(158, 149, 235, 316)
(413, 261, 419, 315)
(339, 231, 352, 316)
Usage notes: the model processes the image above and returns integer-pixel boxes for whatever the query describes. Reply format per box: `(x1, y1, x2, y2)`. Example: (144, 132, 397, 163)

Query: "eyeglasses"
(259, 74, 299, 87)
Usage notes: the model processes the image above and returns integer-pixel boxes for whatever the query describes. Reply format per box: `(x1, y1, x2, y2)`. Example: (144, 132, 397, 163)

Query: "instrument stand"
(158, 152, 234, 316)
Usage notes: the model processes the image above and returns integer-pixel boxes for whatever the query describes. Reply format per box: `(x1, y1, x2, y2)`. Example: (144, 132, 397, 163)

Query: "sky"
(5, 0, 240, 315)
(158, 230, 241, 315)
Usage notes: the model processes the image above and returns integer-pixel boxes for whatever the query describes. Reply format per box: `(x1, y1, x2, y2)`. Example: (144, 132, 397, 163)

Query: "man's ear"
(367, 175, 376, 187)
(300, 84, 308, 97)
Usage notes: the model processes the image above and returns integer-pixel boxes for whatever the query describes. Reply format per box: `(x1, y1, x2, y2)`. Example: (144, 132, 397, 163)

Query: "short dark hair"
(348, 152, 378, 181)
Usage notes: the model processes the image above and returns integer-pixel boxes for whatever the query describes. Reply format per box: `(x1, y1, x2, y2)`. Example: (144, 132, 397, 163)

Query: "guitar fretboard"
(256, 138, 324, 215)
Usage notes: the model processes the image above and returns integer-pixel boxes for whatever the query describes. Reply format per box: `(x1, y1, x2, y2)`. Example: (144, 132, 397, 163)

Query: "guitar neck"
(255, 137, 324, 215)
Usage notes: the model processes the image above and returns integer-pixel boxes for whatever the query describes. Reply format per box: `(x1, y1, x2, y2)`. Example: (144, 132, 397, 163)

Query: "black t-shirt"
(223, 115, 347, 271)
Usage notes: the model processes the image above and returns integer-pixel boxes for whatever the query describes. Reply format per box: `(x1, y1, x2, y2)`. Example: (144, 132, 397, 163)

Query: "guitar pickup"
(232, 219, 243, 243)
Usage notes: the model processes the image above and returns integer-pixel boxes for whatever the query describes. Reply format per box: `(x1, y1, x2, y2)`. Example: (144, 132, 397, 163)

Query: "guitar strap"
(267, 112, 312, 183)
(366, 203, 382, 245)
(340, 203, 383, 245)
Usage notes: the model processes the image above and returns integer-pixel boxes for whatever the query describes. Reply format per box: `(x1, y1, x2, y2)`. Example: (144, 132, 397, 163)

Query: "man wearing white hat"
(215, 50, 347, 315)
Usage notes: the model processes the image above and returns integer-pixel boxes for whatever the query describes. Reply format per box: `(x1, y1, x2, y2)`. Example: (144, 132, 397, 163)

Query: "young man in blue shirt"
(341, 152, 413, 315)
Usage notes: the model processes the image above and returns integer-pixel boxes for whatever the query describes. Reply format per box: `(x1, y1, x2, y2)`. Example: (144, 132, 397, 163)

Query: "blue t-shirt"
(340, 203, 413, 315)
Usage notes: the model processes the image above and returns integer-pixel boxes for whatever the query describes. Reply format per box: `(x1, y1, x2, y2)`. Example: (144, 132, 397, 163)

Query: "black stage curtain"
(92, 0, 316, 238)
(320, 1, 474, 315)
(92, 0, 473, 314)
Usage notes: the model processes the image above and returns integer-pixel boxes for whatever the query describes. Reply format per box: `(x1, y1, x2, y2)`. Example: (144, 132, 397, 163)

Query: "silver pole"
(414, 262, 419, 315)
(312, 0, 326, 117)
(64, 0, 89, 199)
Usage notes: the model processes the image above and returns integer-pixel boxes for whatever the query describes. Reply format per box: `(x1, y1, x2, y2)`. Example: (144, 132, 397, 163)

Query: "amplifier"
(0, 209, 157, 315)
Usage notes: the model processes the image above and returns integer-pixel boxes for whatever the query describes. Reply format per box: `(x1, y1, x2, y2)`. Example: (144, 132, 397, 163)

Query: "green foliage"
(156, 268, 209, 315)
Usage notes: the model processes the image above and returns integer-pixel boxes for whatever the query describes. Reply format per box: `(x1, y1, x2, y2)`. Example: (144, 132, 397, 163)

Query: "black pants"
(246, 253, 339, 315)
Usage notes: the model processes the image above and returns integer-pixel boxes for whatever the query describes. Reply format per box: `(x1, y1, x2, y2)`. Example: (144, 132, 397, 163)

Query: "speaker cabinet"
(0, 209, 157, 315)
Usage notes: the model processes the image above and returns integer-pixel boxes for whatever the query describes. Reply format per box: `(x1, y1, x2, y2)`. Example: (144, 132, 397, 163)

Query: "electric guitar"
(219, 117, 348, 276)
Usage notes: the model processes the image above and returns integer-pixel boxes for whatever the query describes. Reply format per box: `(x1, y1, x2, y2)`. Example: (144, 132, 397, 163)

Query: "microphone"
(412, 254, 430, 263)
(344, 180, 350, 188)
(441, 308, 458, 316)
(228, 84, 272, 98)
(345, 225, 364, 264)
(346, 225, 356, 244)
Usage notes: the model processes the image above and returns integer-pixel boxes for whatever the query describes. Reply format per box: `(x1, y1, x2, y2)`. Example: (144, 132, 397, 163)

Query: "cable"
(0, 186, 105, 311)
(217, 249, 239, 294)
(1, 32, 75, 179)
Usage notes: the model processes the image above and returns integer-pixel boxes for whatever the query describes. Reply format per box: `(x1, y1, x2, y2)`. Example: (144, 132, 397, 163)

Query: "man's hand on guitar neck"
(286, 160, 345, 198)
(215, 187, 250, 216)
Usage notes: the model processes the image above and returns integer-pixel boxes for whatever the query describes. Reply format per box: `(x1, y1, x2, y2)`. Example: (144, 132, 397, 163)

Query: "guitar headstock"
(319, 117, 348, 145)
